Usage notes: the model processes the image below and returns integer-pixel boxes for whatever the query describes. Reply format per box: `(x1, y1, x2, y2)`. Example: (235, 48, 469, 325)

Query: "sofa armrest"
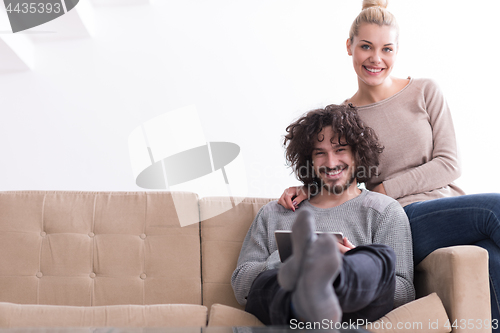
(415, 245, 490, 333)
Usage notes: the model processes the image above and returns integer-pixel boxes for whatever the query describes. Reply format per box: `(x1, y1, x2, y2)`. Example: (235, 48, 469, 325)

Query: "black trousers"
(244, 244, 396, 326)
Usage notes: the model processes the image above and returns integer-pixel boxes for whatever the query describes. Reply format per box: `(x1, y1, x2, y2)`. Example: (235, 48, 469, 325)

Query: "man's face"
(311, 126, 356, 195)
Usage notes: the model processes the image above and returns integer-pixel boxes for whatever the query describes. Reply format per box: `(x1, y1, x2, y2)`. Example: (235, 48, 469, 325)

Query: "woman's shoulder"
(410, 77, 442, 91)
(409, 78, 448, 106)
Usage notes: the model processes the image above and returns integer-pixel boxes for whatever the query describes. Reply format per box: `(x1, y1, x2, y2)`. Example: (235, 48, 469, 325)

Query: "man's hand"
(337, 237, 355, 254)
(277, 186, 309, 212)
(371, 183, 387, 195)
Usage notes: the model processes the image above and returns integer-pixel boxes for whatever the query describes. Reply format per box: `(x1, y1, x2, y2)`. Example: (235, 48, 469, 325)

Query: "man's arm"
(231, 205, 282, 306)
(373, 201, 415, 308)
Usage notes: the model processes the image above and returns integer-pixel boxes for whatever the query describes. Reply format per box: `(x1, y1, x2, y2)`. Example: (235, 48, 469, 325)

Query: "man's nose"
(326, 153, 340, 168)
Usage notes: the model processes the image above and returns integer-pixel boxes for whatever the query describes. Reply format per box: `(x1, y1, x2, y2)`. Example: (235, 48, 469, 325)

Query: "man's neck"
(309, 185, 362, 209)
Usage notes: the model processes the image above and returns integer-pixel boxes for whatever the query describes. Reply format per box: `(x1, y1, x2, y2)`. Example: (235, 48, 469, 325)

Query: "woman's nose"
(370, 51, 381, 64)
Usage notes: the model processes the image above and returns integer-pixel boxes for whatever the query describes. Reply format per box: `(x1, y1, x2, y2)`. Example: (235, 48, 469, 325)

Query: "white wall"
(0, 0, 498, 197)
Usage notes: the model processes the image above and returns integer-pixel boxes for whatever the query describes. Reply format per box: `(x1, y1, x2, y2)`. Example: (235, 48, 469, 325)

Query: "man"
(231, 104, 415, 326)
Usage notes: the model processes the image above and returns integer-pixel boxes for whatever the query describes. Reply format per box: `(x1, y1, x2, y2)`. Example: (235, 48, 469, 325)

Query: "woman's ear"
(346, 38, 352, 56)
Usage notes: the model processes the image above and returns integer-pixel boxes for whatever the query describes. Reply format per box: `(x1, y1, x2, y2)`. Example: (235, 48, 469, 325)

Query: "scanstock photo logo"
(3, 0, 79, 33)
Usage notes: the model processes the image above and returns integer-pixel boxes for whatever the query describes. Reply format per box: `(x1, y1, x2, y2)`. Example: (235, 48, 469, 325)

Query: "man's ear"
(346, 38, 352, 56)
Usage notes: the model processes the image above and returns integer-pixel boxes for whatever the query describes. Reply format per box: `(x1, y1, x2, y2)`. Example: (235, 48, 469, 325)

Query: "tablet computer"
(275, 230, 344, 262)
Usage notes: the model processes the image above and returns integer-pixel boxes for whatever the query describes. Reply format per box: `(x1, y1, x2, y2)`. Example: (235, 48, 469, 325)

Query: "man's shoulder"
(258, 200, 294, 217)
(359, 190, 402, 215)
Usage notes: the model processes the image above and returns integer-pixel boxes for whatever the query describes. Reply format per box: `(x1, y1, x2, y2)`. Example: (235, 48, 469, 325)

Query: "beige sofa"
(0, 191, 491, 332)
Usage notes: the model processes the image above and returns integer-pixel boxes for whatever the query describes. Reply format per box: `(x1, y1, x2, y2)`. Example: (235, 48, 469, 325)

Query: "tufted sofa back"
(0, 191, 202, 307)
(199, 196, 274, 311)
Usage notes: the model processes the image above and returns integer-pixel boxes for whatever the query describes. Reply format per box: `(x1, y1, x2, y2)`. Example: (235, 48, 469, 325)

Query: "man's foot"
(278, 209, 317, 291)
(291, 234, 342, 323)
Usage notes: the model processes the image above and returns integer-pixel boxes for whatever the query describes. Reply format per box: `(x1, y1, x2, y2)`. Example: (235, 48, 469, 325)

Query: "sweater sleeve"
(383, 79, 461, 200)
(231, 205, 282, 306)
(373, 201, 415, 307)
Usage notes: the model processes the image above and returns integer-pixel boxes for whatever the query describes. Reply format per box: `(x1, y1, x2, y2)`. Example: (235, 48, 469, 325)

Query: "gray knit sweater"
(231, 189, 415, 308)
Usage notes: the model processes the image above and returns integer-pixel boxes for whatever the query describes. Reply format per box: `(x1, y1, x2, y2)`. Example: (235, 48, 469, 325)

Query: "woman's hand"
(277, 186, 309, 211)
(371, 183, 387, 195)
(337, 237, 356, 254)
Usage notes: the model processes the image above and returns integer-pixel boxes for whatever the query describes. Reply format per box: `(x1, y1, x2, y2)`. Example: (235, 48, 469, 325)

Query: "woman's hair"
(283, 104, 384, 185)
(349, 0, 399, 42)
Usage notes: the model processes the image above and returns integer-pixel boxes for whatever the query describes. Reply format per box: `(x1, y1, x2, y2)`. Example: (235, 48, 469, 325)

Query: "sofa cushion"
(207, 304, 264, 327)
(0, 302, 207, 328)
(0, 191, 202, 306)
(365, 293, 450, 333)
(207, 294, 448, 332)
(200, 196, 274, 311)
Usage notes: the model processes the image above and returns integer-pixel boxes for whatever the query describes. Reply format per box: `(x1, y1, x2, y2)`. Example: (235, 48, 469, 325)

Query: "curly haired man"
(231, 104, 415, 327)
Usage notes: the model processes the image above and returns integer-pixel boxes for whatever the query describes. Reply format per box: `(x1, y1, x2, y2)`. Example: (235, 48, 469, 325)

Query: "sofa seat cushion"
(365, 293, 450, 333)
(208, 304, 264, 327)
(208, 294, 449, 333)
(0, 303, 207, 328)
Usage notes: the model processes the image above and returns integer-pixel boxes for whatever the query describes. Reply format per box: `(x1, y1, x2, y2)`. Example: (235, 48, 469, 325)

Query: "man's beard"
(320, 169, 356, 195)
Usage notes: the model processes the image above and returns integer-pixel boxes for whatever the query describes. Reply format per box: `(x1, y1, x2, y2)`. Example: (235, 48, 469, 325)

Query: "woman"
(278, 0, 500, 327)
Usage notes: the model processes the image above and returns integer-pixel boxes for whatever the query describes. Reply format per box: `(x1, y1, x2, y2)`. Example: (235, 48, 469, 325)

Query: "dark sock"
(278, 209, 317, 291)
(291, 234, 342, 323)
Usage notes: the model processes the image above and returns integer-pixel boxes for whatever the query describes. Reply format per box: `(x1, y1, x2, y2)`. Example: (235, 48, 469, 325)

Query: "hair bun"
(362, 0, 388, 10)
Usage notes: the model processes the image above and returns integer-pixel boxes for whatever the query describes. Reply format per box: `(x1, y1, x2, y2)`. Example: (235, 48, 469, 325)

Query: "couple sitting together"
(231, 0, 500, 328)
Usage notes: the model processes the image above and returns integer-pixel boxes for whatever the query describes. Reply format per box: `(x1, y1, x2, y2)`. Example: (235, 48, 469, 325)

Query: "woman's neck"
(349, 76, 408, 107)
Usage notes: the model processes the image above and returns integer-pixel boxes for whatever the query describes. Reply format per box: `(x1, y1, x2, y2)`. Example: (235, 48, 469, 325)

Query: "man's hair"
(283, 104, 384, 185)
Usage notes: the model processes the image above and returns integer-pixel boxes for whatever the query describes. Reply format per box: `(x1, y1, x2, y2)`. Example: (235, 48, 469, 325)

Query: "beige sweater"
(353, 77, 465, 207)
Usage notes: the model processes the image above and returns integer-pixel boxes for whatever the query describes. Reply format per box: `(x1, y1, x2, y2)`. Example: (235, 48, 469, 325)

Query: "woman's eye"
(361, 45, 370, 50)
(383, 47, 393, 52)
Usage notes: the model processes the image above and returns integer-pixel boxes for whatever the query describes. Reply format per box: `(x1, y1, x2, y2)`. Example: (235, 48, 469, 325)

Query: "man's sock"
(278, 209, 317, 291)
(291, 234, 342, 323)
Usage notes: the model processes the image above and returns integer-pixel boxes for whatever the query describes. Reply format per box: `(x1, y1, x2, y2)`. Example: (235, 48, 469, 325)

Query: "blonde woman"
(279, 0, 500, 328)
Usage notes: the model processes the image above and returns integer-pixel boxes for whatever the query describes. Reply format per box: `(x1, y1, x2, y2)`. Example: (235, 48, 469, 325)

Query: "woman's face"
(346, 23, 398, 88)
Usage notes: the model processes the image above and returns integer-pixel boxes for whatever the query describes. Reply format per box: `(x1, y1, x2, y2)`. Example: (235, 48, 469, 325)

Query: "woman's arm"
(278, 186, 309, 211)
(383, 79, 461, 200)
